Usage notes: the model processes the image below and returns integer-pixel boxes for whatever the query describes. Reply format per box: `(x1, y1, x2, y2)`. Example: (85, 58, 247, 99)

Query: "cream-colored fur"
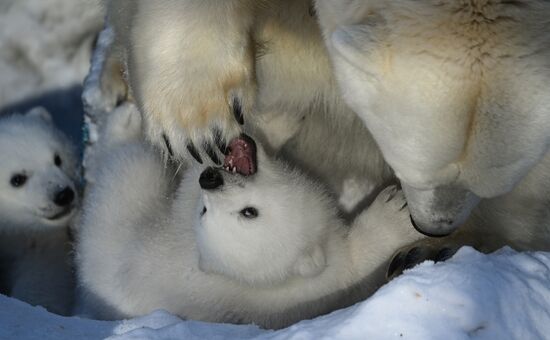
(102, 0, 550, 236)
(316, 0, 550, 234)
(103, 0, 393, 213)
(104, 0, 256, 157)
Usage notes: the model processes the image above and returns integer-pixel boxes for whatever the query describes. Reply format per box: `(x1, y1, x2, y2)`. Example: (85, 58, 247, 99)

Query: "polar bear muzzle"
(403, 184, 480, 237)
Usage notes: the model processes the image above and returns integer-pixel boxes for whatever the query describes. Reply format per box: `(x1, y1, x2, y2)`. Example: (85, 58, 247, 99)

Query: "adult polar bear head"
(316, 0, 550, 236)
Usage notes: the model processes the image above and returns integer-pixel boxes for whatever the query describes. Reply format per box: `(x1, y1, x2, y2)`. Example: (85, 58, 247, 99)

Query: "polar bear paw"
(101, 103, 143, 147)
(135, 40, 256, 166)
(366, 185, 411, 228)
(386, 242, 461, 280)
(143, 77, 255, 166)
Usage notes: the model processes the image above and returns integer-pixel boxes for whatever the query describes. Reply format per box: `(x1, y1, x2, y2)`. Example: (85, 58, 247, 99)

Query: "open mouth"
(223, 134, 257, 176)
(46, 207, 74, 221)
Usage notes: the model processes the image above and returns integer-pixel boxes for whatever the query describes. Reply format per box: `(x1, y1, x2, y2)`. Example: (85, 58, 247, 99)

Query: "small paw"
(101, 103, 143, 147)
(252, 111, 305, 152)
(367, 185, 410, 227)
(386, 244, 460, 280)
(338, 177, 377, 213)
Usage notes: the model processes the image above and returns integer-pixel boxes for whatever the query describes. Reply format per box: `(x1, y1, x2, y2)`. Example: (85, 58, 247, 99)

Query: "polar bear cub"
(0, 108, 80, 315)
(76, 109, 424, 329)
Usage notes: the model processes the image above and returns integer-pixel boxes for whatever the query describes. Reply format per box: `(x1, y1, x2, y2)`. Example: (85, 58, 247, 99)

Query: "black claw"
(403, 247, 423, 270)
(187, 143, 203, 164)
(212, 127, 227, 154)
(385, 187, 397, 202)
(232, 97, 244, 125)
(399, 201, 408, 211)
(387, 252, 405, 279)
(434, 247, 455, 263)
(204, 142, 221, 165)
(162, 134, 174, 157)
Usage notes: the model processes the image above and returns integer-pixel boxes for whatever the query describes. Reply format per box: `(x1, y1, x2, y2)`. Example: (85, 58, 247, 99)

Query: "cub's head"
(195, 135, 337, 286)
(0, 108, 80, 231)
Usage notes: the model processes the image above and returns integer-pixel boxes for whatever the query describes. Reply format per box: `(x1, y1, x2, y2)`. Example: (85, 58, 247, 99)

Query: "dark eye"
(201, 206, 207, 217)
(10, 174, 27, 188)
(54, 154, 62, 167)
(240, 207, 258, 219)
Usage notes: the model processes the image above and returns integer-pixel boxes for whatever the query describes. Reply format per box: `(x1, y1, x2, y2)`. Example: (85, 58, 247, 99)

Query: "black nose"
(199, 167, 224, 190)
(54, 187, 75, 207)
(410, 215, 452, 238)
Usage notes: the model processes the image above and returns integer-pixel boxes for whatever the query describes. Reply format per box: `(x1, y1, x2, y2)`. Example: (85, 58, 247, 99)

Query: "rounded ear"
(293, 245, 326, 278)
(26, 107, 53, 124)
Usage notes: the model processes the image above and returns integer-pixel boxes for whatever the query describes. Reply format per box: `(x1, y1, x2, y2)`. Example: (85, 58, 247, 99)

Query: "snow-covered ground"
(2, 247, 550, 340)
(0, 0, 102, 143)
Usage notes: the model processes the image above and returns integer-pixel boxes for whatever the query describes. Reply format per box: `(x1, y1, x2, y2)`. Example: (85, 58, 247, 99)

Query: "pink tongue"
(223, 136, 257, 176)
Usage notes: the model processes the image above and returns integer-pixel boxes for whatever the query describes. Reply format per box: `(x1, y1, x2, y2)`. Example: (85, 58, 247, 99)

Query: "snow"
(0, 0, 101, 107)
(2, 247, 550, 340)
(0, 0, 102, 143)
(81, 25, 116, 183)
(0, 295, 113, 340)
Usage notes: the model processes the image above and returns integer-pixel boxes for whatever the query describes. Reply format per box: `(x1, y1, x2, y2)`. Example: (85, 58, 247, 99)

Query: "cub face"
(195, 137, 332, 286)
(0, 109, 79, 230)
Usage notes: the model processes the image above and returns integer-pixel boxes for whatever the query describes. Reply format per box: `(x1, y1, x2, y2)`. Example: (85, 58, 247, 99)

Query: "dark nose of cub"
(199, 167, 224, 190)
(54, 187, 75, 207)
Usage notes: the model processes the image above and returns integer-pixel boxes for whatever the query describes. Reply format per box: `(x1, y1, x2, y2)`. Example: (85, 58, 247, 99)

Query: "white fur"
(84, 102, 145, 186)
(316, 0, 550, 233)
(76, 111, 424, 328)
(0, 108, 79, 315)
(103, 0, 550, 234)
(103, 0, 393, 214)
(77, 107, 550, 328)
(80, 22, 550, 322)
(104, 0, 256, 158)
(77, 109, 549, 330)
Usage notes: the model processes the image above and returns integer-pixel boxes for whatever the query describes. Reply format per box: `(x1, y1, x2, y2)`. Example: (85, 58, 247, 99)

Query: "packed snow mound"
(2, 247, 550, 339)
(0, 0, 102, 108)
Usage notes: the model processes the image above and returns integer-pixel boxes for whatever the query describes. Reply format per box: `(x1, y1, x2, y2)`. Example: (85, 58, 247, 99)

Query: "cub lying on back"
(76, 109, 424, 329)
(0, 108, 79, 315)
